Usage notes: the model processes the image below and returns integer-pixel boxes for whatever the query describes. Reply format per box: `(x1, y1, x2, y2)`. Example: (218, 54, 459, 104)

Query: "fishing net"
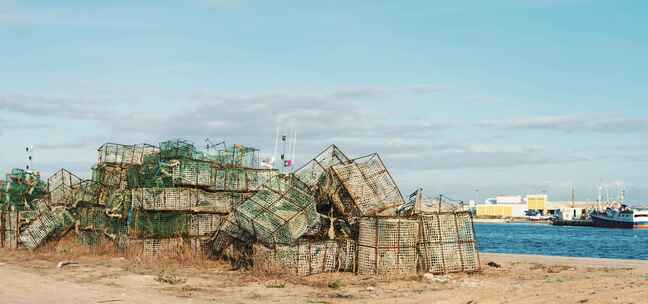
(233, 176, 320, 247)
(2, 169, 47, 210)
(214, 145, 259, 168)
(131, 188, 236, 213)
(130, 211, 190, 239)
(357, 217, 419, 275)
(159, 139, 209, 161)
(417, 212, 480, 274)
(331, 154, 405, 217)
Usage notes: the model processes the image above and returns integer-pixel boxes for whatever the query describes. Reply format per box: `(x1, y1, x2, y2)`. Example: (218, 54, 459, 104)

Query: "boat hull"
(591, 215, 648, 229)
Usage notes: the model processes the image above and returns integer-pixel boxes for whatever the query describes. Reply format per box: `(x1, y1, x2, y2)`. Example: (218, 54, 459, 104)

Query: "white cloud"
(3, 87, 647, 202)
(477, 115, 648, 133)
(0, 94, 111, 120)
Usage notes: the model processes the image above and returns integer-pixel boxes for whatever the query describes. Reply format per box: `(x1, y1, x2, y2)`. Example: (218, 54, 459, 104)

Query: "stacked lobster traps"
(0, 140, 480, 277)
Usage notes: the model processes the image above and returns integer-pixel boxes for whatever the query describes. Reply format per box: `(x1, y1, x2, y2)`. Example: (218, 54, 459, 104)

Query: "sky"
(1, 0, 647, 204)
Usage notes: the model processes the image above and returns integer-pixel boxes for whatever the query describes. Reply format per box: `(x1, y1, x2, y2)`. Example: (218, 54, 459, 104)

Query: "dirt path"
(0, 263, 178, 304)
(0, 251, 646, 304)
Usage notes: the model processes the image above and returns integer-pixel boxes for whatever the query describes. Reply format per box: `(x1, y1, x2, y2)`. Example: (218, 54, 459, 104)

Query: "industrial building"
(475, 194, 548, 218)
(526, 194, 548, 211)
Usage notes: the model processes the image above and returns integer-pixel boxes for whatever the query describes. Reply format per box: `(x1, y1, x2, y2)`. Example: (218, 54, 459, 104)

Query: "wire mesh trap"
(1, 210, 19, 249)
(417, 211, 480, 274)
(254, 239, 339, 275)
(19, 209, 58, 250)
(98, 143, 159, 166)
(233, 176, 320, 247)
(48, 169, 82, 207)
(357, 216, 419, 275)
(0, 137, 481, 279)
(294, 145, 350, 192)
(331, 154, 405, 217)
(131, 188, 236, 213)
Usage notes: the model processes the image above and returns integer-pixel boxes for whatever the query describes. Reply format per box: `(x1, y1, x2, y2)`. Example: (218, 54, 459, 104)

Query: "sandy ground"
(0, 250, 646, 304)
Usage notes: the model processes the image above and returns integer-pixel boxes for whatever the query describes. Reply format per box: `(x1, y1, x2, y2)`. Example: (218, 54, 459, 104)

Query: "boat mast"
(571, 183, 575, 208)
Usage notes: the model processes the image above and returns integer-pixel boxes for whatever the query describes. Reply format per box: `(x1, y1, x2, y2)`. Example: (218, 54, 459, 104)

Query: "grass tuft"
(328, 279, 344, 289)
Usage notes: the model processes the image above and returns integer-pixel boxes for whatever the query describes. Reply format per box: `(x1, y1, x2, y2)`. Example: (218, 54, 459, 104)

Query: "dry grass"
(155, 270, 187, 285)
(1, 233, 429, 295)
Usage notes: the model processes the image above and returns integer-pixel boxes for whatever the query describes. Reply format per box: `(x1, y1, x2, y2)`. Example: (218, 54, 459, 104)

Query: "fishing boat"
(590, 205, 648, 229)
(524, 210, 551, 221)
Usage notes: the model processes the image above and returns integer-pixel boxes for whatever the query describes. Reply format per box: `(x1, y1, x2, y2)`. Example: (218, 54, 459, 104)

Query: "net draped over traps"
(0, 140, 480, 276)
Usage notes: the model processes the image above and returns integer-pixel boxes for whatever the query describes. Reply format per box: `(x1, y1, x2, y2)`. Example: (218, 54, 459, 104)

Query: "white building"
(496, 195, 524, 204)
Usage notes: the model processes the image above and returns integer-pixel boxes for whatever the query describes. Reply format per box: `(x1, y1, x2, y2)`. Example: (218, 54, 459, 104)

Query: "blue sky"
(1, 0, 647, 204)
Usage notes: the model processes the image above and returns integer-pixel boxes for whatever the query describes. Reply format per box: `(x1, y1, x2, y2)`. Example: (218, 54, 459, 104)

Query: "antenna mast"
(25, 145, 34, 171)
(291, 129, 297, 173)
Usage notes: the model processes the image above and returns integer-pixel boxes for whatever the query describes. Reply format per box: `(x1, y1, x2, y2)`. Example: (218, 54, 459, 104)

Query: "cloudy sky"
(1, 1, 647, 203)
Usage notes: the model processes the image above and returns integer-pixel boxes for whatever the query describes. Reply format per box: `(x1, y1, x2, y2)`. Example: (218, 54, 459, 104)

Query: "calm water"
(474, 223, 648, 260)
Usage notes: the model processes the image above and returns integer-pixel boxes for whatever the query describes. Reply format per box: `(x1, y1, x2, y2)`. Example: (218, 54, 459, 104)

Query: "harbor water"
(475, 223, 648, 260)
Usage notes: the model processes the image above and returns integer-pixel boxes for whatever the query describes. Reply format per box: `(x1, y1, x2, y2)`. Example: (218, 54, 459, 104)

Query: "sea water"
(475, 223, 648, 260)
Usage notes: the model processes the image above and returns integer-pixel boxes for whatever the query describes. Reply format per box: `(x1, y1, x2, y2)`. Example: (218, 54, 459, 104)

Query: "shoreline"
(473, 218, 550, 224)
(480, 251, 648, 263)
(481, 252, 648, 269)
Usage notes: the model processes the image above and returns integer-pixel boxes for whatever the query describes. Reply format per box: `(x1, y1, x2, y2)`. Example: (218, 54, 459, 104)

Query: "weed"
(155, 270, 187, 285)
(266, 281, 287, 288)
(328, 279, 344, 289)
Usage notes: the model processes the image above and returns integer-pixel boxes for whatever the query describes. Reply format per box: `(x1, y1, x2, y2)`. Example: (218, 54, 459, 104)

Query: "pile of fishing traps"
(0, 139, 480, 275)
